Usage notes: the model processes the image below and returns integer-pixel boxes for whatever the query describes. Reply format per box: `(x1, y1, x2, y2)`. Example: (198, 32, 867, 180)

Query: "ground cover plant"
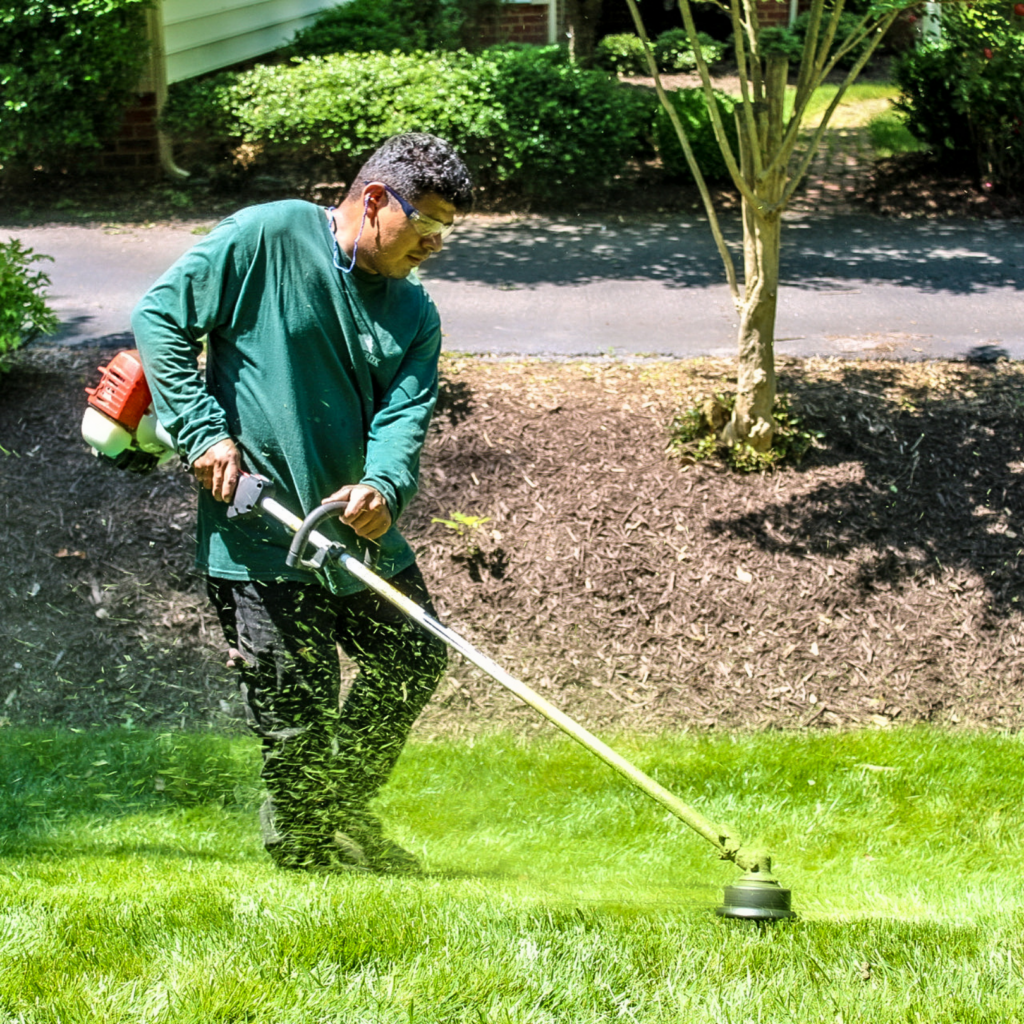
(1, 725, 1022, 1022)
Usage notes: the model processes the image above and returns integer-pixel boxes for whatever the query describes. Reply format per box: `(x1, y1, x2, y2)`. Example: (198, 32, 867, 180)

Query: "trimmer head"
(716, 872, 796, 921)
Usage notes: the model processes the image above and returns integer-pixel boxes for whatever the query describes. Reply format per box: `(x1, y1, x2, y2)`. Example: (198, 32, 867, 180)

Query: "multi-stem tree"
(624, 0, 908, 451)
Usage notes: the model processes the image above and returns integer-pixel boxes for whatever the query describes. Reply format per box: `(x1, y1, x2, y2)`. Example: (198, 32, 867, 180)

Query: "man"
(132, 133, 474, 873)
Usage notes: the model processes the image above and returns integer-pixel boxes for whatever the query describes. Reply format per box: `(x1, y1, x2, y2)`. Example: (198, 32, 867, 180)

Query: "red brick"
(115, 137, 158, 153)
(755, 0, 813, 25)
(100, 153, 141, 169)
(121, 122, 158, 141)
(125, 107, 157, 125)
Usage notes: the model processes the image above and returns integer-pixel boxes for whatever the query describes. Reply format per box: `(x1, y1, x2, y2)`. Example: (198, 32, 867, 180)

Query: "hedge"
(163, 47, 656, 199)
(655, 87, 738, 184)
(0, 0, 150, 169)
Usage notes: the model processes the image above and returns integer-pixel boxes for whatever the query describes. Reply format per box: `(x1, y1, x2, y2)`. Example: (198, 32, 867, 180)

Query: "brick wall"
(97, 92, 161, 177)
(478, 2, 550, 47)
(756, 0, 811, 27)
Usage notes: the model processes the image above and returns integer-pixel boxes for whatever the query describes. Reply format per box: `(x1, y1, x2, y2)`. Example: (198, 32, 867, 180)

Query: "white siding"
(162, 0, 340, 83)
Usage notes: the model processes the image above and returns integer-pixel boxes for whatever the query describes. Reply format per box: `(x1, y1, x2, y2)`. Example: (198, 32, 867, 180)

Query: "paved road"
(8, 210, 1024, 361)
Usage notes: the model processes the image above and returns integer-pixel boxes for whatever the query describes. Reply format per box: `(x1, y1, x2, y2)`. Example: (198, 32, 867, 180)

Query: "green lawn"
(2, 727, 1022, 1023)
(791, 82, 901, 129)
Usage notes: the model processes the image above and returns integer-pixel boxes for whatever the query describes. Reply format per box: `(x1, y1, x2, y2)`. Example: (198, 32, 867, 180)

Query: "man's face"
(361, 188, 457, 279)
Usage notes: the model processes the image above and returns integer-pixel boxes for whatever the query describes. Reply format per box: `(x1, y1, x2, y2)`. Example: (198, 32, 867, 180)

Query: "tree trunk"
(565, 0, 603, 66)
(723, 54, 788, 452)
(726, 210, 780, 451)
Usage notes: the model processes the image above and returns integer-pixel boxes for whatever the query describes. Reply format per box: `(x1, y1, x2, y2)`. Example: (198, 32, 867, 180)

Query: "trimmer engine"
(82, 349, 176, 473)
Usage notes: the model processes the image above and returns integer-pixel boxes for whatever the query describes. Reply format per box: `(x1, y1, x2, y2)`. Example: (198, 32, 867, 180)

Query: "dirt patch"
(3, 351, 1024, 736)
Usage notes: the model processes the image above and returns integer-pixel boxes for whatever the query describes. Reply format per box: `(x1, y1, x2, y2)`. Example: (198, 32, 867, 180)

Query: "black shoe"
(262, 799, 372, 873)
(336, 815, 422, 874)
(260, 798, 420, 874)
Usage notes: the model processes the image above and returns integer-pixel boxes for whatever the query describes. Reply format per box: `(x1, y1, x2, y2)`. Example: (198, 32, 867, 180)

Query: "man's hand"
(192, 438, 241, 503)
(324, 483, 392, 541)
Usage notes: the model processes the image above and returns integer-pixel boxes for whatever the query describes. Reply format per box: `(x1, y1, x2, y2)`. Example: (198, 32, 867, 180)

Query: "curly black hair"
(346, 133, 474, 213)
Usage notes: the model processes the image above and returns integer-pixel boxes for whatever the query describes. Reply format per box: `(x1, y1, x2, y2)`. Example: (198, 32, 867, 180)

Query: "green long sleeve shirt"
(131, 199, 441, 594)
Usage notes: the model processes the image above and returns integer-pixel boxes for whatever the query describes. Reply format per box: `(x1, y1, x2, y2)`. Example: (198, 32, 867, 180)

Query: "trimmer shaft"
(231, 475, 800, 922)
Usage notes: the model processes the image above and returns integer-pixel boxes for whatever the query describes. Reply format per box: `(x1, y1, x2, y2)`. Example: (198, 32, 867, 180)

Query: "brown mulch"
(863, 152, 1024, 221)
(3, 350, 1024, 736)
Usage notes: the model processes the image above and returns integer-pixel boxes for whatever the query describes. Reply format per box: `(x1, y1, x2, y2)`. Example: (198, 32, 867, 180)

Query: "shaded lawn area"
(1, 726, 1023, 1023)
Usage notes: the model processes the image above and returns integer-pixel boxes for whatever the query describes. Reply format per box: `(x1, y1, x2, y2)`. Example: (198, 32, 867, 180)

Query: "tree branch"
(791, 0, 826, 110)
(720, 0, 763, 184)
(622, 0, 741, 306)
(676, 0, 763, 204)
(775, 10, 900, 212)
(762, 5, 881, 187)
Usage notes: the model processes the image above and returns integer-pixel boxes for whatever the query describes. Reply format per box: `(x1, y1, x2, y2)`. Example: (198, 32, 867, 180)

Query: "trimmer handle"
(226, 472, 275, 519)
(226, 472, 351, 570)
(285, 502, 348, 568)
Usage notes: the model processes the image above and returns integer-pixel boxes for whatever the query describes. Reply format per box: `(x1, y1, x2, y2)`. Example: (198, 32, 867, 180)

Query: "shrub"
(595, 30, 728, 76)
(758, 11, 872, 69)
(160, 72, 240, 147)
(286, 0, 428, 57)
(285, 0, 488, 58)
(0, 0, 150, 169)
(655, 87, 738, 183)
(0, 240, 59, 372)
(595, 33, 649, 76)
(487, 45, 655, 195)
(201, 51, 503, 183)
(163, 47, 656, 199)
(653, 28, 728, 73)
(893, 3, 1024, 187)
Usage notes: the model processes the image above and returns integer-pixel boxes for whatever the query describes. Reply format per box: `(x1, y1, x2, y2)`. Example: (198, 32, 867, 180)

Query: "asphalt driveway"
(9, 209, 1024, 362)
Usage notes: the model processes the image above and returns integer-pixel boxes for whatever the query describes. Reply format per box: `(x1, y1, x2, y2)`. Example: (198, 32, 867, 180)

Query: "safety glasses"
(383, 184, 456, 241)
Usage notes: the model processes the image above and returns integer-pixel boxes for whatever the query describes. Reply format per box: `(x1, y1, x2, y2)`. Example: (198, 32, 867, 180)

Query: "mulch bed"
(3, 350, 1024, 735)
(863, 153, 1024, 221)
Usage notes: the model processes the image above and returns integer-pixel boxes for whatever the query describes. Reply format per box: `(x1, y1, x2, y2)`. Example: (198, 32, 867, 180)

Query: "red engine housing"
(85, 349, 152, 430)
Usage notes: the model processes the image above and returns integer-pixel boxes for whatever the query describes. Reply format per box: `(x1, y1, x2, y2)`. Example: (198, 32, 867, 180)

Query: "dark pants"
(207, 564, 447, 864)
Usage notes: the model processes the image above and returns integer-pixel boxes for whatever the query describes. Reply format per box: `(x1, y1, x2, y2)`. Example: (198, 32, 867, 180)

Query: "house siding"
(162, 0, 333, 83)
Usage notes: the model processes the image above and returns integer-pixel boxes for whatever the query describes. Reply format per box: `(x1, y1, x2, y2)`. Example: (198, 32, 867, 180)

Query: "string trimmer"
(82, 350, 795, 920)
